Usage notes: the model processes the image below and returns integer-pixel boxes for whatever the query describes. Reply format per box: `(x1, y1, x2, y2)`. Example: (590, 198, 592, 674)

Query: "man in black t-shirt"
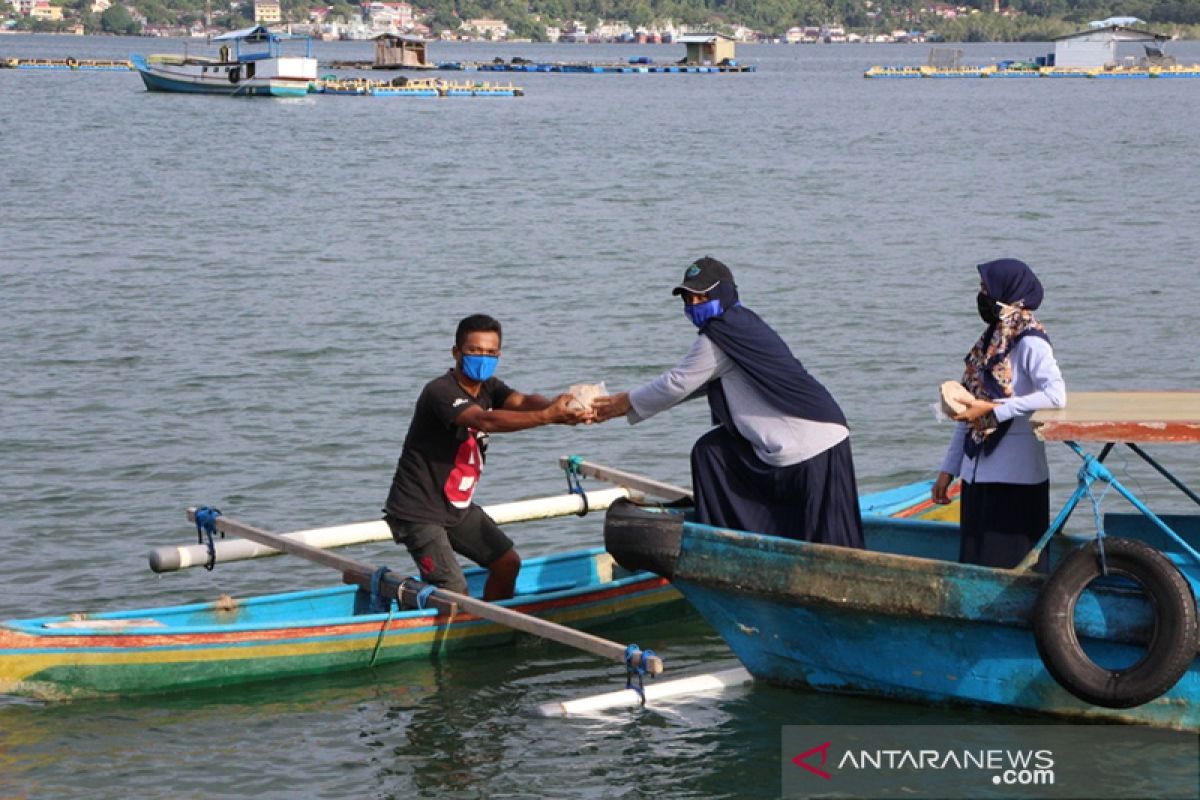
(383, 314, 591, 601)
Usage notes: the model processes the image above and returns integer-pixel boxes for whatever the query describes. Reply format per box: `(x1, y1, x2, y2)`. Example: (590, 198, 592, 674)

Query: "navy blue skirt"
(959, 480, 1050, 569)
(689, 426, 864, 548)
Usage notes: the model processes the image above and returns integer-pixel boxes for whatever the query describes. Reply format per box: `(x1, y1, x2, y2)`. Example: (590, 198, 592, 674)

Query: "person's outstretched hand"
(545, 393, 595, 425)
(592, 392, 631, 423)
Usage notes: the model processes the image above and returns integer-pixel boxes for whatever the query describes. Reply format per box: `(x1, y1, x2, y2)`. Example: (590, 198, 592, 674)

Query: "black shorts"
(384, 505, 514, 595)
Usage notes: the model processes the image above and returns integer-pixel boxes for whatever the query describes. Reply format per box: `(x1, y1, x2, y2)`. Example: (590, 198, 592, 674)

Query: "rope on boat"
(415, 584, 437, 610)
(194, 506, 224, 571)
(563, 455, 589, 517)
(368, 566, 393, 614)
(1079, 457, 1115, 576)
(369, 603, 395, 668)
(624, 643, 654, 705)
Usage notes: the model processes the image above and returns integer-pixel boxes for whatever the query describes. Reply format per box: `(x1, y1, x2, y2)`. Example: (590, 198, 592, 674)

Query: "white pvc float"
(534, 667, 753, 717)
(149, 487, 634, 572)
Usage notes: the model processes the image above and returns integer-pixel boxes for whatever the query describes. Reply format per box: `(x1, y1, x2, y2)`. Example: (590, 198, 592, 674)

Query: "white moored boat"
(131, 26, 317, 98)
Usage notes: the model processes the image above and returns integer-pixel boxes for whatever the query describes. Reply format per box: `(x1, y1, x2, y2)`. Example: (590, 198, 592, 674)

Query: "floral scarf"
(961, 302, 1049, 457)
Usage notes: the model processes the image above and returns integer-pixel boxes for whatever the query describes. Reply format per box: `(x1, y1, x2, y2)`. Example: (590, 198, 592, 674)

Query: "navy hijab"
(981, 258, 1044, 312)
(963, 258, 1050, 457)
(697, 277, 847, 429)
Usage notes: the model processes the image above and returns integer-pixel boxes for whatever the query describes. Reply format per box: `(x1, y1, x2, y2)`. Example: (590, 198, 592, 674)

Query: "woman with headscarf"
(593, 256, 863, 549)
(932, 258, 1067, 569)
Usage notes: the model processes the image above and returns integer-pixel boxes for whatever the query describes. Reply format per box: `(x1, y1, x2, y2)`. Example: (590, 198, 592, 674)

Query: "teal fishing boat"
(0, 477, 943, 701)
(0, 546, 680, 701)
(605, 392, 1200, 730)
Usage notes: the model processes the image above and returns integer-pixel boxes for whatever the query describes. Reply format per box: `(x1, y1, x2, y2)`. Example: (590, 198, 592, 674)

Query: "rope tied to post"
(415, 584, 437, 610)
(1079, 455, 1115, 576)
(564, 454, 589, 517)
(624, 643, 654, 704)
(368, 566, 393, 614)
(194, 506, 223, 571)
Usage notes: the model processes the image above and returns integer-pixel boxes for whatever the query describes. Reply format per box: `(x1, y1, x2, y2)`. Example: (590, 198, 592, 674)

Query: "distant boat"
(131, 25, 317, 97)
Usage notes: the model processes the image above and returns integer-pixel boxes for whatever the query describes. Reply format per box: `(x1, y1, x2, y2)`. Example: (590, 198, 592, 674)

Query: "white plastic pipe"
(534, 667, 753, 717)
(149, 487, 633, 573)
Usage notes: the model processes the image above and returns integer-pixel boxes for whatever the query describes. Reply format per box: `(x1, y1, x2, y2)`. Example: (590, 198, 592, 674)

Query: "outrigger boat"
(0, 467, 943, 701)
(130, 26, 317, 98)
(604, 392, 1200, 730)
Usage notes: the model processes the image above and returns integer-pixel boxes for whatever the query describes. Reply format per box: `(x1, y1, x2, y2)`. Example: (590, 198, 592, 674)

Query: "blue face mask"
(683, 299, 723, 328)
(460, 354, 498, 382)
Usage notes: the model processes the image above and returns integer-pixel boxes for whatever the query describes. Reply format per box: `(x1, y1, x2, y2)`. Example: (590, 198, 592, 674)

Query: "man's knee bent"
(489, 548, 521, 578)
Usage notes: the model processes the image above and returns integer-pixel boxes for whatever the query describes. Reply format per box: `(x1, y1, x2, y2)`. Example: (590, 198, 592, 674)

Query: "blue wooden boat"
(0, 476, 944, 702)
(605, 392, 1200, 730)
(0, 546, 682, 700)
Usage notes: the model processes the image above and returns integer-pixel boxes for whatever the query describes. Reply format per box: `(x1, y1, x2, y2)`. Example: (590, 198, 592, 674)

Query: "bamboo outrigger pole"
(184, 508, 663, 676)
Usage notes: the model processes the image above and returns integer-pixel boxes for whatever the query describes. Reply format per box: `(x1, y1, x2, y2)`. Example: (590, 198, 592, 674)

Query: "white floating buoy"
(535, 667, 753, 717)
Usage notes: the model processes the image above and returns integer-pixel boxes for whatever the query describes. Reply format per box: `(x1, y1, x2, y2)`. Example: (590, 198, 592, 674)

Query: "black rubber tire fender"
(1033, 537, 1198, 709)
(603, 499, 684, 580)
(229, 66, 241, 84)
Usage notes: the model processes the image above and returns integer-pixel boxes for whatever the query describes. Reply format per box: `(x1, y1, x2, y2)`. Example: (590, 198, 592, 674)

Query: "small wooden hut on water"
(677, 33, 737, 66)
(373, 34, 432, 69)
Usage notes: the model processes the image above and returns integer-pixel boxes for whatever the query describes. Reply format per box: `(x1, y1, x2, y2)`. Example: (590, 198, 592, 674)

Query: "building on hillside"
(593, 20, 631, 40)
(364, 2, 411, 29)
(90, 0, 111, 12)
(1052, 24, 1166, 68)
(559, 21, 587, 42)
(462, 18, 508, 40)
(254, 0, 281, 24)
(678, 33, 736, 64)
(29, 1, 63, 19)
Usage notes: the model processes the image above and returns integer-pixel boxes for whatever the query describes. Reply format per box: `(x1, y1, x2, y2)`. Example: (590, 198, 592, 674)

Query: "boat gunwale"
(3, 547, 658, 640)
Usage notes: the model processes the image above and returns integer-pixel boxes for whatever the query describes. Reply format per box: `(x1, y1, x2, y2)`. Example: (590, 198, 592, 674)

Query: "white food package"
(567, 382, 608, 412)
(935, 380, 975, 421)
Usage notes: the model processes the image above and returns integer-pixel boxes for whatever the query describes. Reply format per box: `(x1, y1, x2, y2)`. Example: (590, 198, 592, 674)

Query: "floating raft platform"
(865, 64, 1200, 79)
(312, 77, 523, 97)
(325, 58, 754, 74)
(2, 57, 133, 71)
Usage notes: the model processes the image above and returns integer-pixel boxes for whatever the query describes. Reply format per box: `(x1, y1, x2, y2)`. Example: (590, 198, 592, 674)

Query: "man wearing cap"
(383, 313, 592, 601)
(593, 258, 863, 548)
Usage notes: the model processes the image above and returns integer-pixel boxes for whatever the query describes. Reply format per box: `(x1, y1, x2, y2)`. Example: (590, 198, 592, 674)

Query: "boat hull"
(605, 497, 1200, 730)
(131, 54, 314, 97)
(0, 548, 684, 699)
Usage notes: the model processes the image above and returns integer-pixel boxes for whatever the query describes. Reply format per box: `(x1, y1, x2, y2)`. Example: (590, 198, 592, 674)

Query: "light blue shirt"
(939, 336, 1067, 485)
(627, 335, 849, 467)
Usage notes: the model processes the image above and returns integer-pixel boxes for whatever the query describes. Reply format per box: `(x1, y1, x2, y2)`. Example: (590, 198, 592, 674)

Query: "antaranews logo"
(783, 725, 1198, 800)
(790, 741, 832, 780)
(790, 741, 1054, 786)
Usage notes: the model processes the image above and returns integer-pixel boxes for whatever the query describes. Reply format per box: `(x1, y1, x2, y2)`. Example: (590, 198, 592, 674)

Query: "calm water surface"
(2, 34, 1199, 799)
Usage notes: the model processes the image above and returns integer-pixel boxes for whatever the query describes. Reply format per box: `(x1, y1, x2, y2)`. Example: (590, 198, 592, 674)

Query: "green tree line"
(12, 0, 1200, 39)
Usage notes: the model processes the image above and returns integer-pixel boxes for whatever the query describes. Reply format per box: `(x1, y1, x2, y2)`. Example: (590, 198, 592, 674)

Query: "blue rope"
(194, 506, 223, 572)
(369, 566, 393, 614)
(624, 643, 650, 704)
(416, 585, 437, 610)
(564, 455, 589, 517)
(368, 603, 395, 668)
(1084, 476, 1113, 576)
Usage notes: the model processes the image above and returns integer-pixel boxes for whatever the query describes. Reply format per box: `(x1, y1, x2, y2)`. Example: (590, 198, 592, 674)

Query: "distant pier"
(2, 57, 132, 71)
(325, 58, 755, 74)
